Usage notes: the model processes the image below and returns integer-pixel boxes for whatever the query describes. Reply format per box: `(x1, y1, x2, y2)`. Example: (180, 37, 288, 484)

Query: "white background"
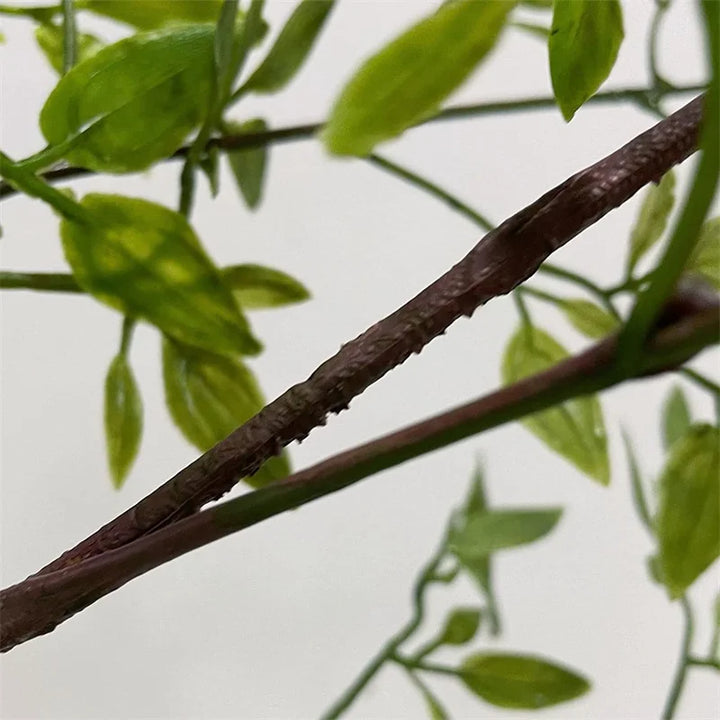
(1, 1, 718, 718)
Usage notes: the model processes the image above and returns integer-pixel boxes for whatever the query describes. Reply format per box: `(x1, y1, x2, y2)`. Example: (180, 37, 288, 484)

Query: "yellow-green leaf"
(560, 299, 618, 339)
(661, 385, 692, 451)
(104, 352, 143, 489)
(686, 217, 720, 290)
(35, 23, 103, 74)
(323, 0, 514, 156)
(40, 25, 215, 172)
(502, 325, 609, 483)
(226, 119, 269, 209)
(627, 171, 676, 273)
(439, 608, 482, 646)
(162, 337, 287, 488)
(656, 424, 720, 598)
(222, 263, 310, 309)
(460, 653, 590, 709)
(81, 0, 223, 29)
(241, 0, 335, 94)
(61, 194, 260, 356)
(549, 0, 624, 121)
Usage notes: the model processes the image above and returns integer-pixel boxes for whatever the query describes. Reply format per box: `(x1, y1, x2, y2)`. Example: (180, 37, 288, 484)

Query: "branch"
(10, 96, 703, 588)
(0, 84, 704, 200)
(1, 293, 716, 651)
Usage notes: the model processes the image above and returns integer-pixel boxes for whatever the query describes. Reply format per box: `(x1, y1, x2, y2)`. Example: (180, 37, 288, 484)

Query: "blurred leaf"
(662, 385, 692, 451)
(460, 653, 590, 709)
(511, 21, 550, 40)
(627, 171, 676, 273)
(61, 194, 260, 356)
(416, 679, 449, 720)
(560, 299, 618, 339)
(226, 119, 269, 209)
(40, 25, 215, 172)
(35, 23, 103, 74)
(104, 352, 143, 489)
(549, 0, 624, 121)
(241, 0, 335, 94)
(439, 608, 482, 646)
(199, 145, 221, 197)
(686, 217, 720, 290)
(82, 0, 223, 29)
(502, 325, 609, 483)
(222, 263, 310, 309)
(450, 509, 561, 558)
(656, 424, 720, 598)
(163, 337, 286, 487)
(323, 0, 514, 156)
(621, 430, 653, 532)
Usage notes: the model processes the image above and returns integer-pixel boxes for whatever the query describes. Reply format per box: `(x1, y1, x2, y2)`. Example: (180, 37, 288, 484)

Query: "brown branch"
(25, 96, 704, 580)
(1, 293, 717, 652)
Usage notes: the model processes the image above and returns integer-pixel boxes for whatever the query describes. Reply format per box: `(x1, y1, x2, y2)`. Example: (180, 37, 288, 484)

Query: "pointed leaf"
(626, 171, 676, 273)
(226, 119, 269, 209)
(621, 430, 653, 532)
(686, 217, 720, 290)
(222, 263, 310, 309)
(450, 509, 561, 558)
(162, 337, 287, 487)
(82, 0, 223, 29)
(439, 608, 482, 646)
(61, 194, 260, 356)
(662, 386, 692, 451)
(104, 353, 143, 489)
(502, 325, 609, 483)
(242, 0, 335, 94)
(560, 299, 618, 339)
(323, 0, 514, 156)
(460, 653, 590, 709)
(35, 23, 103, 74)
(549, 0, 624, 121)
(656, 424, 720, 598)
(40, 26, 215, 172)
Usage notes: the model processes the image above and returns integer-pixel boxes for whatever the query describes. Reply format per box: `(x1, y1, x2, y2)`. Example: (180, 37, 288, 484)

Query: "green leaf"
(686, 217, 720, 290)
(226, 119, 269, 209)
(241, 0, 335, 94)
(199, 146, 221, 198)
(559, 299, 618, 339)
(222, 263, 310, 309)
(502, 325, 609, 483)
(656, 424, 720, 598)
(61, 194, 260, 356)
(459, 653, 590, 709)
(549, 0, 624, 121)
(35, 23, 103, 74)
(621, 430, 653, 532)
(439, 608, 482, 646)
(162, 337, 286, 487)
(104, 353, 143, 489)
(627, 171, 676, 273)
(82, 0, 223, 29)
(40, 25, 215, 172)
(450, 509, 561, 558)
(662, 385, 692, 451)
(323, 0, 514, 156)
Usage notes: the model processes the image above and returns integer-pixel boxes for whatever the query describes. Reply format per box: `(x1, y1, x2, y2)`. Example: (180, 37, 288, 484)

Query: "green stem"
(401, 667, 448, 716)
(119, 317, 136, 357)
(618, 1, 719, 376)
(61, 0, 76, 74)
(396, 658, 459, 677)
(687, 656, 720, 671)
(0, 271, 81, 292)
(647, 0, 673, 107)
(0, 151, 87, 222)
(661, 596, 694, 720)
(678, 367, 720, 397)
(521, 285, 568, 306)
(408, 637, 444, 664)
(538, 263, 620, 319)
(513, 289, 533, 330)
(366, 153, 494, 232)
(605, 271, 656, 297)
(320, 539, 449, 719)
